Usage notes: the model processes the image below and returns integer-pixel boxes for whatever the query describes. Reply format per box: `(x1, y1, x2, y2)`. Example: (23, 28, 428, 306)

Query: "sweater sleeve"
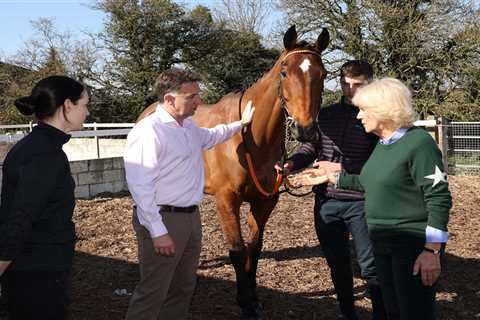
(409, 136, 452, 231)
(338, 173, 365, 193)
(0, 153, 62, 260)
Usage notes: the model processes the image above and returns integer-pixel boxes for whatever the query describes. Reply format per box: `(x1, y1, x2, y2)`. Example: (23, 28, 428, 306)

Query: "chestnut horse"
(137, 26, 329, 319)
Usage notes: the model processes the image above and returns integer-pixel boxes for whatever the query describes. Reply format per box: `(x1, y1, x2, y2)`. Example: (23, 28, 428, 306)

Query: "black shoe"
(368, 284, 387, 320)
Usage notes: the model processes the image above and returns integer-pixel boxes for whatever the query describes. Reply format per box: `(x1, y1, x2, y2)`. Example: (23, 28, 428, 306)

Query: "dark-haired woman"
(0, 75, 89, 319)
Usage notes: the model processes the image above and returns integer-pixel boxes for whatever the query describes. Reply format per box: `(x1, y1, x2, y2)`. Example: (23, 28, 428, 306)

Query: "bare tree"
(0, 18, 102, 123)
(278, 0, 480, 120)
(214, 0, 276, 34)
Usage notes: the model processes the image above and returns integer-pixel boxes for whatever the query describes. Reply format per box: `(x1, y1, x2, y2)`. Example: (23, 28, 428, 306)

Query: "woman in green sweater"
(294, 78, 452, 320)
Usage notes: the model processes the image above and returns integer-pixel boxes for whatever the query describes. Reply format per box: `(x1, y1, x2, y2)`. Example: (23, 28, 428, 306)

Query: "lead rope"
(238, 92, 284, 197)
(277, 88, 313, 197)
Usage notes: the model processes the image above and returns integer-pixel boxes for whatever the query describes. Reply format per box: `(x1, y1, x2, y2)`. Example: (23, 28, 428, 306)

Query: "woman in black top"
(0, 75, 89, 320)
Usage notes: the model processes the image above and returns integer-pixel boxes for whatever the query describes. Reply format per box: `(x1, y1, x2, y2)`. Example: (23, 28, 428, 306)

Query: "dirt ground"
(70, 176, 480, 320)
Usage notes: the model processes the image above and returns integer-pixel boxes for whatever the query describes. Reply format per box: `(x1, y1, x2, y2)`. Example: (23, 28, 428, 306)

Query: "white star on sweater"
(425, 165, 447, 187)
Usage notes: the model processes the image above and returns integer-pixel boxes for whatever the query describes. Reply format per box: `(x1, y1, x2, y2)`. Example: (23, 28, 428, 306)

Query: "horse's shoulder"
(196, 93, 241, 123)
(213, 91, 242, 108)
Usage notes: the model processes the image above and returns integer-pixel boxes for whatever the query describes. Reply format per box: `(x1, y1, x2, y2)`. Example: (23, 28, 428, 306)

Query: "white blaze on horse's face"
(299, 58, 311, 73)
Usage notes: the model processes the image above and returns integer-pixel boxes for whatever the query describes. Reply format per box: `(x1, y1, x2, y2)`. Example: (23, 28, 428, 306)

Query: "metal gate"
(446, 122, 480, 175)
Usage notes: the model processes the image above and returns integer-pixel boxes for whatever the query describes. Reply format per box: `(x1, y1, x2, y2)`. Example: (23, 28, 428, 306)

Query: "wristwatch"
(332, 171, 340, 189)
(423, 247, 441, 255)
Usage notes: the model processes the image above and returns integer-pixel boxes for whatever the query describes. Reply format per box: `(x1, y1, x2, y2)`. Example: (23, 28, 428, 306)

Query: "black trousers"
(314, 196, 381, 319)
(373, 239, 438, 320)
(1, 269, 71, 320)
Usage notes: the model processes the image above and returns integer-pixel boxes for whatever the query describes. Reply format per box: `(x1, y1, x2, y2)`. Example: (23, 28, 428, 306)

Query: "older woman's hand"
(291, 167, 332, 187)
(413, 251, 441, 286)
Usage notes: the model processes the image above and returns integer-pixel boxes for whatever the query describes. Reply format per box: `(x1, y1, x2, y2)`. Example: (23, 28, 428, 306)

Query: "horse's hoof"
(240, 302, 264, 320)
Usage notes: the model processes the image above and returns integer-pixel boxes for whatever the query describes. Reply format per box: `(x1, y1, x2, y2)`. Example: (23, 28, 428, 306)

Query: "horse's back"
(193, 92, 241, 127)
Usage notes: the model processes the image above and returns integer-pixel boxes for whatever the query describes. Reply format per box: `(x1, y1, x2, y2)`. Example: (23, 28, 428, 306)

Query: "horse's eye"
(280, 71, 287, 79)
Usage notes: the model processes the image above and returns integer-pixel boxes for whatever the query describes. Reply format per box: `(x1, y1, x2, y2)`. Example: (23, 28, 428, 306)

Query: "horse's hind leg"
(245, 196, 279, 313)
(214, 191, 257, 318)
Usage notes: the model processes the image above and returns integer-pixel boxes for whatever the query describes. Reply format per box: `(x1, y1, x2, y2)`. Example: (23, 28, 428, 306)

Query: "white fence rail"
(0, 123, 134, 141)
(2, 120, 480, 175)
(0, 123, 134, 159)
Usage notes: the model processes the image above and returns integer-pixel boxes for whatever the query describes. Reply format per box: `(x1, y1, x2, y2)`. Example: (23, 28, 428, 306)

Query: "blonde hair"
(352, 77, 417, 129)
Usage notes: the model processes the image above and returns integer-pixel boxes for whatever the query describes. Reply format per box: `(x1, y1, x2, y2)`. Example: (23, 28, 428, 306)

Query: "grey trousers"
(125, 207, 202, 320)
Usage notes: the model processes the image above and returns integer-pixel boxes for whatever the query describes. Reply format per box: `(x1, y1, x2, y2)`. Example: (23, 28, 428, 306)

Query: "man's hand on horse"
(241, 101, 255, 126)
(291, 167, 333, 187)
(152, 234, 176, 257)
(313, 160, 342, 172)
(274, 160, 294, 175)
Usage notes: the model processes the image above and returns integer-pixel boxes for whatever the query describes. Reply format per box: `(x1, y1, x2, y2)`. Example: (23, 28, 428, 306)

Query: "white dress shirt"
(381, 127, 448, 243)
(124, 104, 242, 237)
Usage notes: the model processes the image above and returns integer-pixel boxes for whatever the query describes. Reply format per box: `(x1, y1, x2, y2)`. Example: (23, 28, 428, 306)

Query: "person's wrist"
(423, 246, 441, 255)
(425, 242, 442, 250)
(328, 171, 340, 187)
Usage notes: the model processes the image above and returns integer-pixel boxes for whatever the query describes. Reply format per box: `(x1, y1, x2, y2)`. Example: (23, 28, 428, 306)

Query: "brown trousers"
(125, 208, 202, 320)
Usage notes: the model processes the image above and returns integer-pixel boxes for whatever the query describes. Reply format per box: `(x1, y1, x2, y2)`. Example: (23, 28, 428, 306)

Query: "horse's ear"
(283, 25, 298, 50)
(316, 28, 330, 53)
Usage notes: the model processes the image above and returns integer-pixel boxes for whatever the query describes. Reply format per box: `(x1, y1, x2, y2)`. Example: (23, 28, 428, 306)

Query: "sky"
(0, 0, 217, 57)
(0, 1, 337, 89)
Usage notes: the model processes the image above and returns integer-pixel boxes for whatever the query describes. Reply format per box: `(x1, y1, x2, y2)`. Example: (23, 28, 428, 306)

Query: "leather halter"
(239, 49, 322, 197)
(279, 49, 322, 118)
(282, 49, 322, 62)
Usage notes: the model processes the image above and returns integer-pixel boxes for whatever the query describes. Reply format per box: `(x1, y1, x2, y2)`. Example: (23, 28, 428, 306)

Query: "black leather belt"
(159, 205, 198, 213)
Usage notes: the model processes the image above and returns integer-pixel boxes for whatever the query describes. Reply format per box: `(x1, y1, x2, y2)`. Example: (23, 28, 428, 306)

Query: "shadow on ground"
(70, 250, 357, 320)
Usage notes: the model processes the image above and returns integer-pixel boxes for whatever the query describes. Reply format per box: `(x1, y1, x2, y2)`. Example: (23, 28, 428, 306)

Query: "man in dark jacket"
(278, 60, 385, 320)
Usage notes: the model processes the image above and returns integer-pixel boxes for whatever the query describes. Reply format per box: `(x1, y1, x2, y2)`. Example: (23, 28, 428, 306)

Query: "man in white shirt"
(124, 68, 254, 320)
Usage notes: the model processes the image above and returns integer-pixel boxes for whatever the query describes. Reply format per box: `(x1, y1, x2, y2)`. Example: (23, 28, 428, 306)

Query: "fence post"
(437, 117, 449, 173)
(94, 122, 100, 159)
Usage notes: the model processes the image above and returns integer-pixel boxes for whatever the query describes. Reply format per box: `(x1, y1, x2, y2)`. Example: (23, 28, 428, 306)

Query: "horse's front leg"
(215, 190, 258, 319)
(245, 196, 279, 309)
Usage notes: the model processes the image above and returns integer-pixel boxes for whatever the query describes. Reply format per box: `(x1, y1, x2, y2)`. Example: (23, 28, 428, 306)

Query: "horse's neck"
(244, 65, 284, 149)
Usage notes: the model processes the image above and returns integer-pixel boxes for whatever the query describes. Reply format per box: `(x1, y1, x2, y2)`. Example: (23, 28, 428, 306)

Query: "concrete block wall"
(70, 157, 128, 198)
(0, 157, 128, 200)
(63, 138, 127, 161)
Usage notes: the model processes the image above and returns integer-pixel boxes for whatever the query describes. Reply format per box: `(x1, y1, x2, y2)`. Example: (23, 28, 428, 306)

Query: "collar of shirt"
(155, 103, 193, 128)
(380, 127, 409, 145)
(36, 121, 71, 146)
